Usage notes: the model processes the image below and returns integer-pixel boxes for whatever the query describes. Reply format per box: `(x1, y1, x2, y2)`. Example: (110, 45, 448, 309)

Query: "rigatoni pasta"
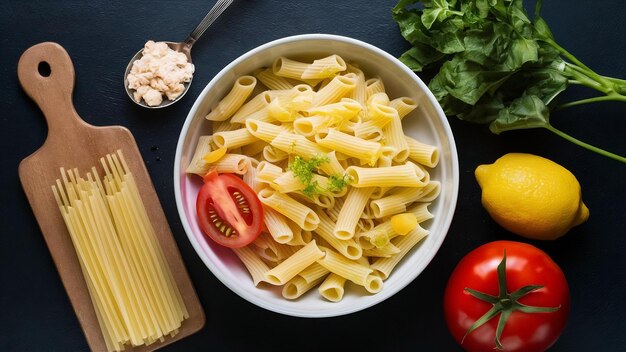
(187, 54, 440, 303)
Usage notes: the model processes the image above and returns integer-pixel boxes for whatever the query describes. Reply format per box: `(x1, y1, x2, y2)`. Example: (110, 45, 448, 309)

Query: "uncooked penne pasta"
(272, 56, 309, 80)
(315, 210, 362, 260)
(230, 91, 273, 124)
(264, 240, 325, 285)
(241, 140, 268, 157)
(233, 243, 270, 286)
(346, 162, 427, 188)
(334, 187, 375, 240)
(317, 248, 383, 294)
(263, 207, 294, 244)
(257, 188, 320, 231)
(371, 226, 428, 279)
(319, 273, 347, 302)
(365, 77, 385, 98)
(254, 67, 296, 90)
(315, 128, 382, 166)
(311, 73, 357, 107)
(390, 97, 418, 119)
(212, 154, 249, 174)
(302, 54, 347, 79)
(282, 275, 326, 300)
(383, 114, 410, 162)
(206, 76, 256, 121)
(405, 136, 440, 168)
(262, 145, 289, 163)
(245, 119, 283, 143)
(185, 136, 212, 175)
(213, 128, 257, 149)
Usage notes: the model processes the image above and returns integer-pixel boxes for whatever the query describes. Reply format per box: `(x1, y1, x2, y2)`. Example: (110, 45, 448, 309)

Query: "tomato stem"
(462, 251, 561, 350)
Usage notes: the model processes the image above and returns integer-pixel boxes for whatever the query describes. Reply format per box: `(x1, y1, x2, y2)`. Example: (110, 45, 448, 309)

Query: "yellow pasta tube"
(262, 145, 289, 163)
(245, 119, 284, 143)
(270, 131, 331, 160)
(282, 276, 326, 300)
(353, 121, 384, 141)
(212, 154, 249, 175)
(346, 162, 427, 188)
(368, 181, 438, 219)
(264, 241, 325, 285)
(363, 243, 401, 258)
(382, 114, 410, 162)
(315, 210, 363, 260)
(297, 262, 330, 284)
(263, 207, 294, 244)
(257, 188, 320, 231)
(334, 187, 375, 240)
(390, 97, 418, 119)
(317, 248, 383, 293)
(311, 73, 357, 107)
(346, 64, 368, 116)
(272, 56, 309, 80)
(407, 203, 434, 224)
(318, 273, 347, 302)
(185, 136, 213, 175)
(405, 136, 440, 168)
(268, 86, 314, 122)
(371, 226, 429, 279)
(230, 91, 273, 124)
(305, 98, 362, 122)
(255, 161, 283, 187)
(206, 76, 256, 121)
(365, 77, 385, 98)
(302, 54, 347, 79)
(293, 114, 331, 137)
(241, 140, 268, 157)
(212, 119, 239, 133)
(315, 128, 382, 166)
(213, 128, 257, 149)
(254, 67, 296, 90)
(232, 246, 270, 286)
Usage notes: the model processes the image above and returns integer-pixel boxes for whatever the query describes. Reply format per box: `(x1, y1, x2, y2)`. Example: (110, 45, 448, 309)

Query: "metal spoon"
(124, 0, 234, 109)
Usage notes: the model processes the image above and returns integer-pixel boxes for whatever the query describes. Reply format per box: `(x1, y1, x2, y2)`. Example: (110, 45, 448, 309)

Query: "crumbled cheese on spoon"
(127, 40, 194, 106)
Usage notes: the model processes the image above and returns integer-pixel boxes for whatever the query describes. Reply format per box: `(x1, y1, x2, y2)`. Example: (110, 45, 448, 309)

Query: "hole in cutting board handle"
(38, 61, 51, 77)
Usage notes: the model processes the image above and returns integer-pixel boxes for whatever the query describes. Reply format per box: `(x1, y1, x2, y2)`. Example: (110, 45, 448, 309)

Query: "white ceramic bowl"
(174, 34, 459, 317)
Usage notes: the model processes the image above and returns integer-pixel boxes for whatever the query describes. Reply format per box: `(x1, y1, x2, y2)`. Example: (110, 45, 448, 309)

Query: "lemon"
(475, 153, 589, 240)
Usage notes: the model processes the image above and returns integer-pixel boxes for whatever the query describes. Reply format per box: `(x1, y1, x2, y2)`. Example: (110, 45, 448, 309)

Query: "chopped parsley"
(288, 155, 350, 198)
(328, 174, 351, 192)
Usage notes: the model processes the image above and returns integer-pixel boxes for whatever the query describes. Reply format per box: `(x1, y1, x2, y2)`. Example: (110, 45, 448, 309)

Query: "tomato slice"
(196, 171, 263, 248)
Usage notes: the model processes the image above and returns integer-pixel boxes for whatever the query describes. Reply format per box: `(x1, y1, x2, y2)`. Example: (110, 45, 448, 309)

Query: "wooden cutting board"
(17, 42, 205, 351)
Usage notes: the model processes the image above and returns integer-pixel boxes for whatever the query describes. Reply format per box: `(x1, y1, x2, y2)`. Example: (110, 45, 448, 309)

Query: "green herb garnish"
(328, 174, 351, 192)
(289, 155, 329, 197)
(288, 155, 350, 197)
(393, 0, 626, 163)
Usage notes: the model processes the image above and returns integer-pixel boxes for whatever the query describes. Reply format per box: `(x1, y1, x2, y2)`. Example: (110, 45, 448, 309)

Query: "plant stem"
(564, 66, 607, 92)
(547, 39, 607, 84)
(545, 125, 626, 163)
(557, 95, 626, 110)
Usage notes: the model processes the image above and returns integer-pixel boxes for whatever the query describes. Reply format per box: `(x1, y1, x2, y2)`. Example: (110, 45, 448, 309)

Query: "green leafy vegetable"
(288, 155, 349, 197)
(393, 0, 626, 163)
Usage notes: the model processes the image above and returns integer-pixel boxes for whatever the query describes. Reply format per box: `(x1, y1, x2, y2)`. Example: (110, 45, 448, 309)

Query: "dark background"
(1, 0, 625, 350)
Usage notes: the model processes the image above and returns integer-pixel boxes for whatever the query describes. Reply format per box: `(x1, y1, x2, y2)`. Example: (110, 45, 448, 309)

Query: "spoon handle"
(184, 0, 234, 47)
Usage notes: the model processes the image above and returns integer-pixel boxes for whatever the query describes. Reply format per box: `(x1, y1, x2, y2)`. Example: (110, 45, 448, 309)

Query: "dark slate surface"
(1, 0, 625, 351)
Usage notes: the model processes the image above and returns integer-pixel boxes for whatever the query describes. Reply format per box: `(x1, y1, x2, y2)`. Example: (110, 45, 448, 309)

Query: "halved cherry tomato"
(196, 170, 263, 248)
(444, 241, 569, 352)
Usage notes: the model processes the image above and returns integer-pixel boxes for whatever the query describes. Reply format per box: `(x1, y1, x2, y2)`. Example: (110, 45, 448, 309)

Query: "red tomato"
(444, 241, 569, 352)
(196, 171, 263, 248)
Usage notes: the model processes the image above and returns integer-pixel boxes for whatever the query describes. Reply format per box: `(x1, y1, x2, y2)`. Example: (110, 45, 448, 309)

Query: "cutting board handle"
(18, 42, 83, 136)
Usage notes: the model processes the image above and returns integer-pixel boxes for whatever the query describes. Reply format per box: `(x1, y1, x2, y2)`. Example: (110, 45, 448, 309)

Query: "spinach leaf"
(392, 0, 626, 163)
